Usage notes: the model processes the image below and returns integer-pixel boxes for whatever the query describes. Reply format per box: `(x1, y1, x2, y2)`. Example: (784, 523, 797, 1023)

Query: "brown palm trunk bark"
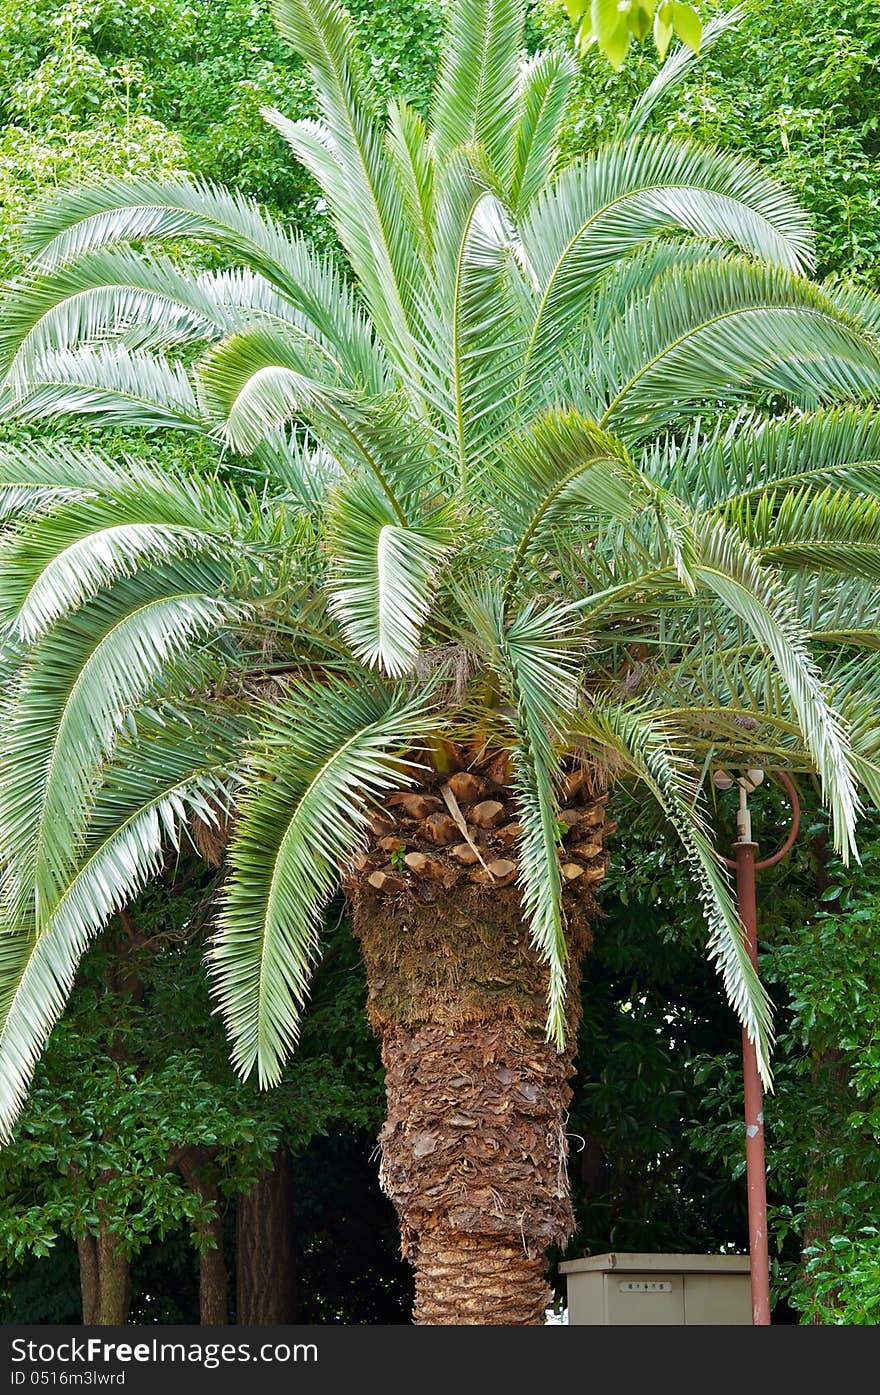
(236, 1149, 297, 1323)
(347, 762, 610, 1324)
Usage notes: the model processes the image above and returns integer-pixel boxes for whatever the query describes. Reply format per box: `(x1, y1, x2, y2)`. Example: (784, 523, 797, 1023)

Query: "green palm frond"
(19, 175, 386, 393)
(694, 521, 860, 857)
(518, 137, 816, 406)
(326, 476, 453, 675)
(0, 439, 136, 523)
(385, 101, 436, 257)
(430, 0, 525, 185)
(444, 191, 533, 470)
(268, 0, 422, 375)
(463, 585, 585, 1042)
(0, 709, 245, 1142)
(198, 328, 432, 505)
(726, 485, 880, 583)
(0, 249, 231, 384)
(0, 345, 204, 431)
(793, 571, 880, 650)
(593, 259, 880, 438)
(210, 678, 438, 1085)
(486, 409, 648, 602)
(0, 477, 247, 640)
(0, 580, 236, 929)
(510, 48, 577, 215)
(650, 407, 880, 509)
(573, 698, 774, 1082)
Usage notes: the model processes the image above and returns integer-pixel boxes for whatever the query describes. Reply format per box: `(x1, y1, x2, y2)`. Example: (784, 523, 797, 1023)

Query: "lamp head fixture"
(712, 767, 765, 794)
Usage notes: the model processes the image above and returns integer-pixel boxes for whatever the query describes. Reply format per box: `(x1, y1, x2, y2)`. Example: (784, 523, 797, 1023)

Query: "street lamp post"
(713, 768, 800, 1327)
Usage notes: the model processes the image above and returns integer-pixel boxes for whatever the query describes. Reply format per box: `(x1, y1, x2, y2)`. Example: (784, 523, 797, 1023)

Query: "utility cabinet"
(559, 1253, 752, 1325)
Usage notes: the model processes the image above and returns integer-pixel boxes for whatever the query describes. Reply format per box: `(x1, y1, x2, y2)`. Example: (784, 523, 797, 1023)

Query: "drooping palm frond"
(572, 697, 774, 1080)
(482, 408, 649, 601)
(0, 476, 249, 640)
(17, 175, 387, 393)
(0, 579, 238, 931)
(793, 571, 880, 651)
(459, 584, 586, 1042)
(0, 709, 246, 1140)
(210, 678, 438, 1084)
(517, 138, 817, 408)
(0, 250, 232, 383)
(692, 522, 860, 857)
(326, 476, 453, 676)
(591, 259, 880, 440)
(0, 438, 138, 522)
(198, 328, 434, 507)
(725, 485, 880, 584)
(0, 345, 205, 431)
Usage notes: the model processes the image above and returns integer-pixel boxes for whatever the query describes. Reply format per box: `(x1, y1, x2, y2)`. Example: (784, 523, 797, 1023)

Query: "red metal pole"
(733, 838, 771, 1326)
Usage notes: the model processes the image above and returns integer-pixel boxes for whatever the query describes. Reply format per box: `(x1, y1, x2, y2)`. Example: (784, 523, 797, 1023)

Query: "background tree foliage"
(0, 0, 877, 1323)
(0, 874, 389, 1322)
(541, 0, 880, 282)
(684, 804, 880, 1323)
(0, 0, 441, 259)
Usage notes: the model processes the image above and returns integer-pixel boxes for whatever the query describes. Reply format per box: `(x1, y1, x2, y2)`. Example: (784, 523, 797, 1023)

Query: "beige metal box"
(559, 1252, 751, 1325)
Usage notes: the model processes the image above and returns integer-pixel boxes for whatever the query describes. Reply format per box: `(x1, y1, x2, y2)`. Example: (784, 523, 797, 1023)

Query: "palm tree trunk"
(411, 1233, 550, 1325)
(345, 761, 610, 1324)
(349, 760, 610, 1327)
(353, 883, 592, 1324)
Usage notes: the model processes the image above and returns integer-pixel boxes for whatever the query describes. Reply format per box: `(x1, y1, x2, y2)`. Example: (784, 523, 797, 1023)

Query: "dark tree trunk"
(74, 913, 138, 1326)
(236, 1150, 297, 1324)
(179, 1148, 229, 1325)
(77, 1236, 100, 1325)
(77, 1230, 130, 1325)
(95, 1230, 130, 1325)
(347, 766, 610, 1324)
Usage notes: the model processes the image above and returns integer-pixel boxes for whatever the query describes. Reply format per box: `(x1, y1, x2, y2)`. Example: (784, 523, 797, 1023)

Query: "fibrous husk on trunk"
(344, 748, 613, 1324)
(345, 745, 612, 911)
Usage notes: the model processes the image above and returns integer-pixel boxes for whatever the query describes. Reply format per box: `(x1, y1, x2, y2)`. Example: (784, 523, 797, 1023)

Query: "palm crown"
(2, 0, 880, 1138)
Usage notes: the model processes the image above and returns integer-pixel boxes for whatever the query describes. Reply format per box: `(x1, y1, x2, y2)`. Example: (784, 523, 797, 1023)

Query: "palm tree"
(2, 0, 880, 1323)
